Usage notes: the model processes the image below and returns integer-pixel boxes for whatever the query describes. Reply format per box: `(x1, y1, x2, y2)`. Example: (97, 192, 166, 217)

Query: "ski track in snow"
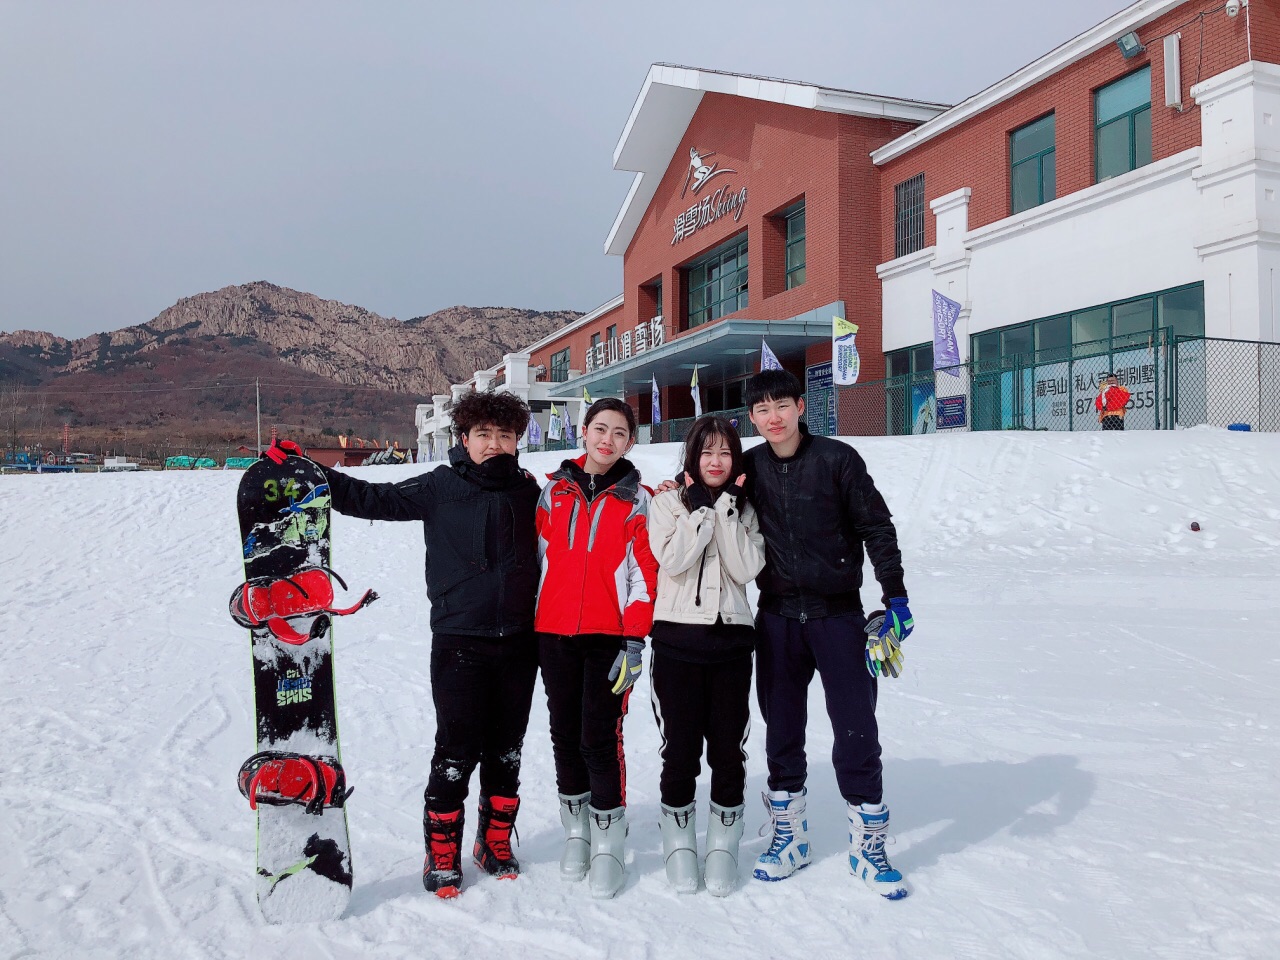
(1, 431, 1278, 960)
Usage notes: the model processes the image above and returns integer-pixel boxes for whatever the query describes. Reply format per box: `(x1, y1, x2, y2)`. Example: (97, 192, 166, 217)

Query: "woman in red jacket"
(535, 397, 658, 900)
(1096, 372, 1131, 430)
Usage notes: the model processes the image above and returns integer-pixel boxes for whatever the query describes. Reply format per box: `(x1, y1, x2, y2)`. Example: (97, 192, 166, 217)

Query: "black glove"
(685, 482, 717, 511)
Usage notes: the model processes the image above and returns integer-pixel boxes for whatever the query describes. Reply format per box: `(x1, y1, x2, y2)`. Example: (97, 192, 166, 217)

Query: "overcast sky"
(1, 0, 1130, 339)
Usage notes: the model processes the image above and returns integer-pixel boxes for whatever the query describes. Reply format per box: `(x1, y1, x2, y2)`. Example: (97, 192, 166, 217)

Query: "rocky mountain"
(0, 282, 580, 459)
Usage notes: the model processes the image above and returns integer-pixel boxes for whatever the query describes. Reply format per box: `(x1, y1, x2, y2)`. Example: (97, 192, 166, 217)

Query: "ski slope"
(1, 429, 1278, 960)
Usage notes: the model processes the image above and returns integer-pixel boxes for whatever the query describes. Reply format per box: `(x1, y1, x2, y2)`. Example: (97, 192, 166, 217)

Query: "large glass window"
(686, 234, 748, 329)
(1159, 285, 1205, 340)
(1071, 307, 1110, 354)
(1035, 315, 1070, 362)
(1112, 298, 1154, 347)
(894, 173, 926, 258)
(1096, 67, 1152, 182)
(784, 202, 806, 289)
(1011, 113, 1056, 214)
(549, 347, 570, 382)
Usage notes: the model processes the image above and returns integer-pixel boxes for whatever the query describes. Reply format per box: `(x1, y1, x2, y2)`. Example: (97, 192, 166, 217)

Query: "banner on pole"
(651, 374, 662, 425)
(932, 290, 962, 369)
(760, 339, 783, 371)
(833, 317, 861, 386)
(548, 403, 563, 441)
(691, 366, 703, 417)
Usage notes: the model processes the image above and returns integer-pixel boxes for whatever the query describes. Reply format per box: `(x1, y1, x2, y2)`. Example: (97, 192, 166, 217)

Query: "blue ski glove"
(881, 598, 914, 641)
(608, 638, 645, 695)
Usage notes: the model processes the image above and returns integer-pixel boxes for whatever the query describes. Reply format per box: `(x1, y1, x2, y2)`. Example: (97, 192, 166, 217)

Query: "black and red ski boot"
(423, 808, 465, 898)
(474, 795, 521, 879)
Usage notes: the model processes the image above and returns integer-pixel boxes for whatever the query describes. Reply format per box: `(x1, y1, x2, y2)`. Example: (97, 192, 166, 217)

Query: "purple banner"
(932, 290, 962, 369)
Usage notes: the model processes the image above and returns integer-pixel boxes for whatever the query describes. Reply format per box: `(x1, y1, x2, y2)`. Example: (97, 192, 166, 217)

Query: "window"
(1002, 324, 1033, 360)
(885, 344, 934, 377)
(590, 332, 601, 350)
(654, 278, 663, 318)
(606, 324, 617, 342)
(1096, 67, 1152, 182)
(549, 348, 570, 382)
(1035, 316, 1070, 362)
(1159, 285, 1205, 340)
(686, 234, 748, 329)
(1071, 307, 1110, 354)
(894, 173, 925, 258)
(1011, 113, 1056, 214)
(784, 203, 806, 289)
(1111, 299, 1154, 347)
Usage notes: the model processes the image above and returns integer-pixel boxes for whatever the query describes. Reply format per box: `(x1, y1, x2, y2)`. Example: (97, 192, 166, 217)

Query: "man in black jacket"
(743, 369, 914, 900)
(322, 390, 540, 899)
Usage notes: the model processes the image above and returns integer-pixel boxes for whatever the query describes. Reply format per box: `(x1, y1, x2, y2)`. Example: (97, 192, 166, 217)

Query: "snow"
(2, 430, 1279, 959)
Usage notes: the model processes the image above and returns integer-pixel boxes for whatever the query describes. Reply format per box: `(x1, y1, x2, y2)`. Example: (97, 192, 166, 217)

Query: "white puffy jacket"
(648, 487, 766, 626)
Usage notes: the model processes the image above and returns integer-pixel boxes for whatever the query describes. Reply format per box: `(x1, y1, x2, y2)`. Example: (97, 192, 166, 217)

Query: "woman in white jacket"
(647, 415, 765, 896)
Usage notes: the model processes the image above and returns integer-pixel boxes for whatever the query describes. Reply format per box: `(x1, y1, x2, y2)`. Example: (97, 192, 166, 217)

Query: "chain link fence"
(637, 332, 1280, 442)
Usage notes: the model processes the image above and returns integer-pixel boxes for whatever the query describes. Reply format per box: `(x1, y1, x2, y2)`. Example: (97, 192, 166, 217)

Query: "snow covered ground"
(2, 429, 1278, 960)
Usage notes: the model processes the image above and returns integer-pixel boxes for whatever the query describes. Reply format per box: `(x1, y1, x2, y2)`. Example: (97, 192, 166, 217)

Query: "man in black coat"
(321, 390, 540, 899)
(743, 369, 914, 900)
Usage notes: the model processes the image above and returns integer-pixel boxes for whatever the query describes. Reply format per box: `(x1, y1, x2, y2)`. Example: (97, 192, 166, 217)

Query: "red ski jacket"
(534, 457, 658, 640)
(1095, 384, 1131, 418)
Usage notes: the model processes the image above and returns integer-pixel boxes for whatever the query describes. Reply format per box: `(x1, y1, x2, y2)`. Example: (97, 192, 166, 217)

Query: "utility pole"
(256, 379, 262, 455)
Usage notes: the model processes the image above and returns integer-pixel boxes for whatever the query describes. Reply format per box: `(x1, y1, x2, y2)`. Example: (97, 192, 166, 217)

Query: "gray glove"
(608, 638, 645, 695)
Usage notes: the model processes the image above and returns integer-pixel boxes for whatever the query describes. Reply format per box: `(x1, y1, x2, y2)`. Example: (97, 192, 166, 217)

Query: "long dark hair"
(680, 415, 745, 511)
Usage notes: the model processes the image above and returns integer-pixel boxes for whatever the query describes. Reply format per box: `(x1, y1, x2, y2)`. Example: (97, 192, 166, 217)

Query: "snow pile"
(2, 430, 1278, 959)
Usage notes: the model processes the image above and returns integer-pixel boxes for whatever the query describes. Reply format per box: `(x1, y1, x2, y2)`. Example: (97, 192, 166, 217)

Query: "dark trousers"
(424, 635, 539, 813)
(755, 610, 882, 805)
(539, 634, 630, 810)
(1101, 415, 1125, 431)
(649, 649, 753, 809)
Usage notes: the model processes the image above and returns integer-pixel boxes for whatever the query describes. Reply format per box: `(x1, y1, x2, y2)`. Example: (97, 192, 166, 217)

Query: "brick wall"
(877, 0, 1256, 263)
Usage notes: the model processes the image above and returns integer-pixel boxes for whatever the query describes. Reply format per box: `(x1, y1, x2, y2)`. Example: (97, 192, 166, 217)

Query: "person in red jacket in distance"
(1096, 372, 1131, 430)
(534, 397, 658, 900)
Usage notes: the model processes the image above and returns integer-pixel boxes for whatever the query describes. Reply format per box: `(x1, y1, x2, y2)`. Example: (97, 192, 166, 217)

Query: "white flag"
(548, 403, 563, 441)
(650, 374, 661, 425)
(578, 388, 592, 437)
(760, 339, 783, 371)
(691, 366, 703, 418)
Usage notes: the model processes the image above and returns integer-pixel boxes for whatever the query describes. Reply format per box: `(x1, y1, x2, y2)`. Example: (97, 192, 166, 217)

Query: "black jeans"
(539, 633, 630, 810)
(1101, 415, 1125, 431)
(755, 610, 882, 805)
(649, 649, 753, 808)
(423, 634, 539, 813)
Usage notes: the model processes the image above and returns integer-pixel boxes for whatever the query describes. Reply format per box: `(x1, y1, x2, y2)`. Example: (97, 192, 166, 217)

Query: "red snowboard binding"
(229, 566, 378, 645)
(238, 751, 353, 815)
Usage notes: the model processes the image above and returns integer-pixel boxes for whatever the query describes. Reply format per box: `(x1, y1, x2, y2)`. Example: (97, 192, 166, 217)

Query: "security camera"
(1226, 0, 1242, 18)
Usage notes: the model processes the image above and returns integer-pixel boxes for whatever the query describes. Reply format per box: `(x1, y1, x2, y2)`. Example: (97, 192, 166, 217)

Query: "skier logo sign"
(833, 316, 861, 386)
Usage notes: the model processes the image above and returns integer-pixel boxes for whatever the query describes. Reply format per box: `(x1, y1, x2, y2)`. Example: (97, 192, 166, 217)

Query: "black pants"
(424, 635, 539, 813)
(755, 610, 882, 805)
(649, 649, 753, 808)
(539, 634, 630, 810)
(1101, 415, 1125, 431)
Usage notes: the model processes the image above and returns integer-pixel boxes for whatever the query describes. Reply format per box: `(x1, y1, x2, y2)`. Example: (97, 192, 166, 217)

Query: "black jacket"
(323, 447, 540, 638)
(745, 425, 907, 620)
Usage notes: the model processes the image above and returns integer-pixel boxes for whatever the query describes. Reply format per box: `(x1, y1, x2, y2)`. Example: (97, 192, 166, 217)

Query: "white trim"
(522, 294, 626, 354)
(1191, 58, 1280, 102)
(871, 0, 1186, 165)
(930, 187, 972, 215)
(966, 148, 1201, 249)
(875, 247, 935, 280)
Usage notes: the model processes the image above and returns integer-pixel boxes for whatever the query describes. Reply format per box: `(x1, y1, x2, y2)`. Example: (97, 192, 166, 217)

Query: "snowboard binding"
(238, 751, 354, 815)
(229, 566, 378, 645)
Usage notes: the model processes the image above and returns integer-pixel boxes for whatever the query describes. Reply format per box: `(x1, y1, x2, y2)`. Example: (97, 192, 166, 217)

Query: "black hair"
(680, 415, 745, 511)
(745, 369, 803, 410)
(582, 397, 638, 438)
(452, 390, 530, 439)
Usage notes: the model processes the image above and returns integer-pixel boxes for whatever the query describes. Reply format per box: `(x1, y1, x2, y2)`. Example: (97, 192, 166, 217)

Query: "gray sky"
(1, 0, 1128, 338)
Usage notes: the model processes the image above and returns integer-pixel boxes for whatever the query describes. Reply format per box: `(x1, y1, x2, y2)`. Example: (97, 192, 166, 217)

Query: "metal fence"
(637, 332, 1280, 442)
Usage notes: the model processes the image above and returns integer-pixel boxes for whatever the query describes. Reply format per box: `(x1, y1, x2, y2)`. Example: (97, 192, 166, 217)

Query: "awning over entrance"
(547, 302, 844, 399)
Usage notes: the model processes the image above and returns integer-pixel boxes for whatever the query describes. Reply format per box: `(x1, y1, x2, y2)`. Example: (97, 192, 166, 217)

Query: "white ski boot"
(658, 802, 699, 894)
(588, 805, 627, 899)
(753, 789, 811, 881)
(848, 802, 908, 900)
(558, 792, 591, 882)
(703, 801, 745, 896)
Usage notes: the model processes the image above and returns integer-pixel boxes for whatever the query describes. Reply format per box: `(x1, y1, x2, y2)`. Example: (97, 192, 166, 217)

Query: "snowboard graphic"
(231, 452, 376, 923)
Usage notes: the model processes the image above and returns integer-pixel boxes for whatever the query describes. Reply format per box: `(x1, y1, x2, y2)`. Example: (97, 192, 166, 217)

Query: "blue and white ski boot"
(753, 789, 811, 881)
(848, 802, 909, 900)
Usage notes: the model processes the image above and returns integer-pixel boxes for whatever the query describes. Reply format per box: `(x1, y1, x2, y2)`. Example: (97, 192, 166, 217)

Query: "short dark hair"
(452, 390, 530, 439)
(583, 397, 637, 438)
(681, 416, 745, 510)
(745, 369, 803, 410)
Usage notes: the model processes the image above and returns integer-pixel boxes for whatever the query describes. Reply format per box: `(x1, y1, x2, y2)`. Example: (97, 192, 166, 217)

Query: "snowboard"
(231, 452, 376, 923)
